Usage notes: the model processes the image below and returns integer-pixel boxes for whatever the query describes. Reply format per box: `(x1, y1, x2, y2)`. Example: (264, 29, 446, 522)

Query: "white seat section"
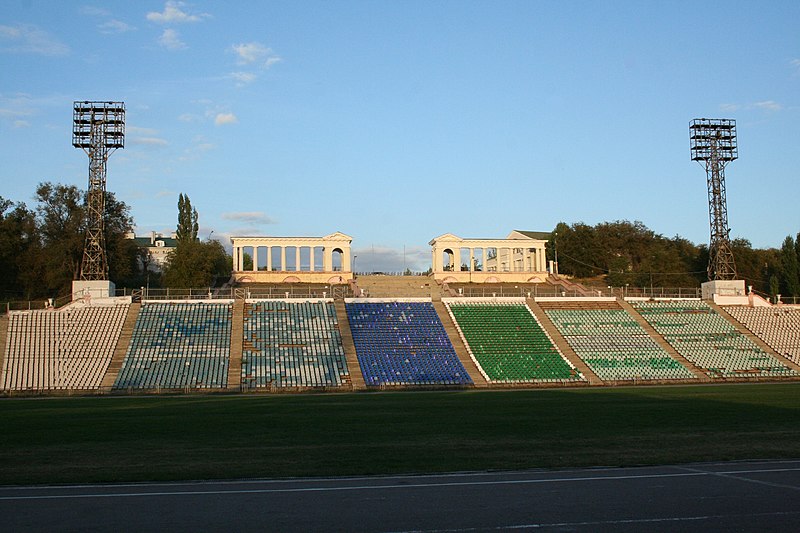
(724, 306, 800, 365)
(2, 304, 129, 391)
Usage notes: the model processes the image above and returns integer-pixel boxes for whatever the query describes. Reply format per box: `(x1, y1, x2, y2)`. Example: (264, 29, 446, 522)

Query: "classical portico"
(231, 232, 353, 284)
(429, 230, 549, 283)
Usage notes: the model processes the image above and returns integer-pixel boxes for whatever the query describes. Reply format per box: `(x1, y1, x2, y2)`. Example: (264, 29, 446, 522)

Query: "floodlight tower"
(72, 101, 125, 281)
(690, 118, 738, 281)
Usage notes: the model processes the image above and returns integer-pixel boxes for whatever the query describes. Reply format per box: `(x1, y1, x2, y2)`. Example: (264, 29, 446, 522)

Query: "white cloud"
(158, 28, 186, 50)
(0, 24, 69, 56)
(99, 19, 136, 34)
(214, 112, 238, 125)
(147, 1, 210, 24)
(791, 58, 800, 72)
(127, 125, 159, 135)
(13, 120, 30, 128)
(155, 190, 176, 198)
(178, 112, 198, 122)
(81, 6, 111, 17)
(231, 42, 281, 68)
(230, 71, 257, 86)
(222, 211, 277, 225)
(719, 100, 782, 113)
(130, 136, 168, 146)
(753, 100, 782, 111)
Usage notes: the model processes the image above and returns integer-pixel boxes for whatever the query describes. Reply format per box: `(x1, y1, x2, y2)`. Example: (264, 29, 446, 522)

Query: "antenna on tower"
(690, 118, 737, 281)
(72, 101, 125, 281)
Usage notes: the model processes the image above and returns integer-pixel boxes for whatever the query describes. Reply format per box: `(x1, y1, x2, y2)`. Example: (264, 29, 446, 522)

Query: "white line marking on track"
(2, 466, 800, 502)
(385, 510, 800, 532)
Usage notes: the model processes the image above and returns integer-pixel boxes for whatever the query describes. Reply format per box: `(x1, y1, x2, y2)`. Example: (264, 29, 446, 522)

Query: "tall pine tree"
(779, 235, 800, 297)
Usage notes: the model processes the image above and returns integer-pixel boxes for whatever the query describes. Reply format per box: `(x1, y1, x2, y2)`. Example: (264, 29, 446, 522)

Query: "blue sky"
(1, 1, 798, 272)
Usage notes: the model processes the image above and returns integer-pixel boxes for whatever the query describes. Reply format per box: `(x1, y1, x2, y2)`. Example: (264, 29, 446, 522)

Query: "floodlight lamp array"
(72, 101, 125, 149)
(689, 118, 737, 162)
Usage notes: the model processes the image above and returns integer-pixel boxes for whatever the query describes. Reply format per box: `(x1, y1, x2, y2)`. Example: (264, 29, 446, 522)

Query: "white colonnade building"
(230, 232, 353, 284)
(429, 230, 550, 283)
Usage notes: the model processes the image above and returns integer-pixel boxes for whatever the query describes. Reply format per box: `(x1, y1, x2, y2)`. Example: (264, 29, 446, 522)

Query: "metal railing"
(450, 285, 702, 299)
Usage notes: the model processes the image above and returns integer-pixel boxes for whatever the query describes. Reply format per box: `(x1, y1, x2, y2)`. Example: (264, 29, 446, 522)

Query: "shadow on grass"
(2, 383, 800, 484)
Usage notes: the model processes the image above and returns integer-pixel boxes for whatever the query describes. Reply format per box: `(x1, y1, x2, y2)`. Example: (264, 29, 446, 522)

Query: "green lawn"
(2, 383, 800, 485)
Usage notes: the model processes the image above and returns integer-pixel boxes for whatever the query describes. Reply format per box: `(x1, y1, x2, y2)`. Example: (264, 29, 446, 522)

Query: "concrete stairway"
(710, 301, 800, 373)
(617, 299, 711, 382)
(227, 299, 245, 390)
(334, 300, 366, 391)
(526, 298, 603, 385)
(353, 275, 437, 298)
(100, 303, 141, 390)
(432, 301, 488, 387)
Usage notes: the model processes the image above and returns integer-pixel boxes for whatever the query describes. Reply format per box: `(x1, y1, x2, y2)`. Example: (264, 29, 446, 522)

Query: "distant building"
(126, 231, 178, 272)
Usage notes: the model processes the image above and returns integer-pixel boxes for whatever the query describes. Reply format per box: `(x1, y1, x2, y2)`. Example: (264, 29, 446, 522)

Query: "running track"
(2, 459, 800, 532)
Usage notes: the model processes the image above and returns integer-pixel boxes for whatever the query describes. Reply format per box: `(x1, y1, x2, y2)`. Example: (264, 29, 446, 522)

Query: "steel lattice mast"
(72, 101, 125, 281)
(690, 118, 738, 281)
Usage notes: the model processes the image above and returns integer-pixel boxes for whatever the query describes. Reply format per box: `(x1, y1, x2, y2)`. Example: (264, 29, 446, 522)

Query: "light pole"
(353, 255, 358, 279)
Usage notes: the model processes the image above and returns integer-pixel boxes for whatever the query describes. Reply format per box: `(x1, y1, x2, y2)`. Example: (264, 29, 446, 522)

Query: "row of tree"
(2, 183, 799, 300)
(547, 220, 800, 298)
(0, 186, 229, 300)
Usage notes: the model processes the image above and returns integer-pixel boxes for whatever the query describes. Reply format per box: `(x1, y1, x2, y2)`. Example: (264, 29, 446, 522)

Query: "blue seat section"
(632, 300, 799, 379)
(113, 302, 231, 389)
(242, 301, 350, 388)
(345, 301, 472, 386)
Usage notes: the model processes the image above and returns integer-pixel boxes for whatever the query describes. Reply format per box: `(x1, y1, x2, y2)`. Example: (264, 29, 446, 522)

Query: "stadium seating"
(241, 300, 350, 388)
(725, 306, 800, 365)
(113, 302, 232, 390)
(544, 305, 696, 381)
(631, 300, 798, 379)
(2, 304, 128, 391)
(345, 300, 472, 386)
(446, 301, 582, 382)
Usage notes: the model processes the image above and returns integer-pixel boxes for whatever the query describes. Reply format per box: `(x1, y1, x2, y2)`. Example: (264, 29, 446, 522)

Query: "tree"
(779, 235, 800, 297)
(0, 197, 39, 299)
(176, 193, 198, 244)
(163, 196, 230, 288)
(163, 240, 230, 288)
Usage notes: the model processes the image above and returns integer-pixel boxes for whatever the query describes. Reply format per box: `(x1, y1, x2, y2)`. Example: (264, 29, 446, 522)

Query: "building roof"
(512, 230, 551, 240)
(130, 236, 178, 248)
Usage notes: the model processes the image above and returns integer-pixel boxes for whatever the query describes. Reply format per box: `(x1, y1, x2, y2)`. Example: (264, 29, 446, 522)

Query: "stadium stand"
(721, 306, 800, 366)
(241, 300, 350, 388)
(445, 300, 583, 383)
(346, 300, 472, 386)
(113, 301, 232, 390)
(542, 301, 696, 381)
(631, 300, 799, 379)
(2, 303, 128, 391)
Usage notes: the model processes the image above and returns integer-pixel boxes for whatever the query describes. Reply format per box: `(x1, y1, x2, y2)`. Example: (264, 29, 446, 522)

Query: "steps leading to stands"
(334, 300, 366, 391)
(0, 314, 8, 383)
(353, 275, 436, 298)
(100, 303, 140, 389)
(432, 301, 489, 387)
(711, 302, 800, 374)
(526, 299, 603, 385)
(617, 299, 712, 382)
(227, 299, 245, 390)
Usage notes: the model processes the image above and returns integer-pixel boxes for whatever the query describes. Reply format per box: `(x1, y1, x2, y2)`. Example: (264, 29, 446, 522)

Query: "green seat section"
(631, 300, 799, 379)
(447, 302, 583, 383)
(544, 307, 696, 381)
(241, 300, 349, 388)
(113, 301, 232, 390)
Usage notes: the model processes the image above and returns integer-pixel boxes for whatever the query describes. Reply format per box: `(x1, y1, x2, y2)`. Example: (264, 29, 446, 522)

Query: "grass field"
(2, 383, 800, 485)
